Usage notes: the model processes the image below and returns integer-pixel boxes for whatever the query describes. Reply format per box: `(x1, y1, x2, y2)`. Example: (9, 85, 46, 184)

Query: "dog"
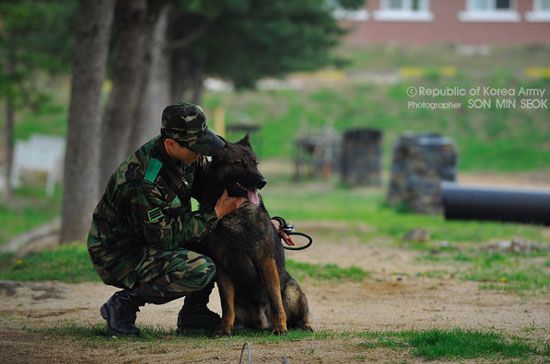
(188, 134, 311, 335)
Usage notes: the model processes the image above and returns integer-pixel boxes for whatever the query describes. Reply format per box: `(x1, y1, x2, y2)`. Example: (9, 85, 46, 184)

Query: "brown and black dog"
(188, 135, 311, 335)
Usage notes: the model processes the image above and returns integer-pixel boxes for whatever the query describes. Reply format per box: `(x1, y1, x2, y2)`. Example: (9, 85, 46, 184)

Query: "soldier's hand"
(214, 189, 246, 219)
(271, 219, 296, 247)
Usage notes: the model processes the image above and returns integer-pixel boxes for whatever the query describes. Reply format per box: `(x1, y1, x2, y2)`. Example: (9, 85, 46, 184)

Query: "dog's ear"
(238, 133, 250, 146)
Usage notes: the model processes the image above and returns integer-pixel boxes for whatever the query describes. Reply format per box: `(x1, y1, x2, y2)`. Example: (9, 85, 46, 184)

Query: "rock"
(438, 241, 450, 248)
(403, 228, 431, 242)
(30, 284, 64, 300)
(483, 237, 549, 254)
(0, 280, 22, 296)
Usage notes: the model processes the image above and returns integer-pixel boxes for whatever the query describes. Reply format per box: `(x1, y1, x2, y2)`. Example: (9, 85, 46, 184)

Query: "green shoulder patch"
(144, 158, 162, 184)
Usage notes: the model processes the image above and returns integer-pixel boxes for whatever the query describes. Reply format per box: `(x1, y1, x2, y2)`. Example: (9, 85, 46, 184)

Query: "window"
(526, 0, 550, 22)
(373, 0, 434, 21)
(459, 0, 520, 22)
(333, 8, 369, 21)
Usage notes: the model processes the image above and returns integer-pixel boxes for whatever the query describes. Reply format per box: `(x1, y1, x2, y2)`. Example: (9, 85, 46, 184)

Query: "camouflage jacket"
(87, 136, 218, 287)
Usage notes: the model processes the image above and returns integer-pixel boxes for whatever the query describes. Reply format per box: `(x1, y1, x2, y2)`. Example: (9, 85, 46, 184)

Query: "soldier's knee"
(179, 252, 216, 290)
(199, 256, 216, 288)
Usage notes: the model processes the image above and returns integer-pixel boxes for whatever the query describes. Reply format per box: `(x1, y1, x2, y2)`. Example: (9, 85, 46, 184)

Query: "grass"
(262, 185, 549, 243)
(0, 243, 99, 283)
(36, 325, 546, 361)
(0, 185, 547, 293)
(286, 260, 369, 282)
(41, 323, 323, 344)
(416, 245, 549, 293)
(0, 185, 61, 246)
(336, 44, 550, 74)
(1, 184, 547, 293)
(358, 329, 544, 360)
(0, 243, 367, 283)
(405, 329, 538, 360)
(204, 73, 550, 173)
(15, 99, 68, 140)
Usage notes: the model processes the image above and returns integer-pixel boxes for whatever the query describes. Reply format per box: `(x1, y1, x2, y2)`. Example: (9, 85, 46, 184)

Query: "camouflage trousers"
(94, 247, 216, 304)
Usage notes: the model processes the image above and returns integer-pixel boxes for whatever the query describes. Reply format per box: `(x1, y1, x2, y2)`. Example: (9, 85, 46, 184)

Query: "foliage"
(175, 0, 365, 88)
(0, 0, 77, 105)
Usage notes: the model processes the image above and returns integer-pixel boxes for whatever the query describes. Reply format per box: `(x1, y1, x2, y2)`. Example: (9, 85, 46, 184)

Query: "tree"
(99, 0, 167, 189)
(0, 0, 76, 200)
(166, 0, 365, 98)
(118, 0, 364, 173)
(126, 4, 171, 154)
(60, 0, 115, 244)
(102, 0, 364, 194)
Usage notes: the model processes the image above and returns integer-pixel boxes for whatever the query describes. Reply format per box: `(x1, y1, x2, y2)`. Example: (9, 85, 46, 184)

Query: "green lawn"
(0, 186, 61, 246)
(205, 45, 550, 172)
(1, 184, 548, 294)
(0, 242, 369, 284)
(262, 185, 548, 243)
(205, 80, 550, 172)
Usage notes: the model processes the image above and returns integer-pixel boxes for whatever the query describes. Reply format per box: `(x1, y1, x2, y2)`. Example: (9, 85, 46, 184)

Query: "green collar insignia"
(147, 207, 164, 223)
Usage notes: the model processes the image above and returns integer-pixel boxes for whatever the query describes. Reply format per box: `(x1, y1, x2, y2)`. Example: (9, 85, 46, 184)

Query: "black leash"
(271, 216, 313, 251)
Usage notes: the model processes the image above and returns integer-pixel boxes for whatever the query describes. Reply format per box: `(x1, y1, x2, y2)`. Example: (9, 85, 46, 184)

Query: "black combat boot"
(100, 290, 146, 336)
(177, 281, 220, 332)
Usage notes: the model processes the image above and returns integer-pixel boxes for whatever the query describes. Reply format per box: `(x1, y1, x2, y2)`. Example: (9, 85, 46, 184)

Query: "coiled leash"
(271, 216, 313, 251)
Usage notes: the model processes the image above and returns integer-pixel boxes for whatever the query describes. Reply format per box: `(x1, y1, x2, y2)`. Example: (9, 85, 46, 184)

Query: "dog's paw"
(272, 326, 288, 336)
(213, 326, 233, 337)
(300, 323, 313, 332)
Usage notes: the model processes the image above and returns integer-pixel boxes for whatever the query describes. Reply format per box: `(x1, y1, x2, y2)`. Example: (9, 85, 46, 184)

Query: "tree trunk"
(165, 12, 210, 105)
(169, 50, 188, 104)
(188, 60, 205, 104)
(3, 96, 15, 201)
(2, 45, 15, 201)
(99, 0, 149, 189)
(127, 2, 169, 154)
(169, 56, 205, 105)
(60, 0, 115, 244)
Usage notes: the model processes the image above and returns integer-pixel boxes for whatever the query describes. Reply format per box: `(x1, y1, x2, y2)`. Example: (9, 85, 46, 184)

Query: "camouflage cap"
(161, 102, 225, 156)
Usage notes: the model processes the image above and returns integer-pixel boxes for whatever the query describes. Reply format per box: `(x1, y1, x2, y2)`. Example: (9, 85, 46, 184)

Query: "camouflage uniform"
(88, 103, 224, 304)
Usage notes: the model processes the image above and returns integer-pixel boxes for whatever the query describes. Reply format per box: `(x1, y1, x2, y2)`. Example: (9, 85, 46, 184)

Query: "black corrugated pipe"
(442, 183, 550, 226)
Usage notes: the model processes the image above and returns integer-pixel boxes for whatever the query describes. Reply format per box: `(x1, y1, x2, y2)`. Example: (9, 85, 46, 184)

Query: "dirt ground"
(1, 233, 549, 364)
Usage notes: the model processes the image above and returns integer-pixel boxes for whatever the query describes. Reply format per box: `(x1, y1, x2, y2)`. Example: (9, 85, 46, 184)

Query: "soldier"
(88, 103, 253, 336)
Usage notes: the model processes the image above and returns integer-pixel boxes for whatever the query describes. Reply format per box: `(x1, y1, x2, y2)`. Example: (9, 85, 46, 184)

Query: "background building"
(338, 0, 550, 45)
